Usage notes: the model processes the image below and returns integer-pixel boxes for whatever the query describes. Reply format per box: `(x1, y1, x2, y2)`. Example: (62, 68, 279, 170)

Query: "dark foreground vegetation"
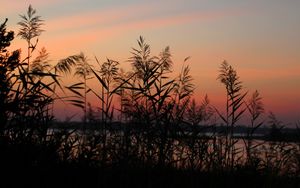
(1, 5, 300, 187)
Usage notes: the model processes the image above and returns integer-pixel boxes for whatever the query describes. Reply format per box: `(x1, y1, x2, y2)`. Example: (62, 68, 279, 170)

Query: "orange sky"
(2, 0, 300, 124)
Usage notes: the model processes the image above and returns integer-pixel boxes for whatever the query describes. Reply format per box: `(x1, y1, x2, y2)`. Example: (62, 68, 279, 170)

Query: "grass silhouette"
(0, 5, 300, 188)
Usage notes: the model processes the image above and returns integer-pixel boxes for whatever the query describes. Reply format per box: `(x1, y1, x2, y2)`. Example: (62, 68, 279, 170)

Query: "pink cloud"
(26, 0, 73, 7)
(45, 3, 158, 34)
(239, 66, 300, 81)
(40, 7, 241, 58)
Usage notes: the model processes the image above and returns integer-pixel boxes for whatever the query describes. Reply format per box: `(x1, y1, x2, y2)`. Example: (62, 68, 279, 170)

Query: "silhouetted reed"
(1, 6, 300, 187)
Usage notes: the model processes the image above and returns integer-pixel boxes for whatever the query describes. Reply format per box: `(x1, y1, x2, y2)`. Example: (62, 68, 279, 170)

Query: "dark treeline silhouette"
(0, 5, 300, 188)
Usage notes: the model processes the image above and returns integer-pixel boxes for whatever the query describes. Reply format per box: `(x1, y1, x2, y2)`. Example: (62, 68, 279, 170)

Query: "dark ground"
(2, 164, 300, 188)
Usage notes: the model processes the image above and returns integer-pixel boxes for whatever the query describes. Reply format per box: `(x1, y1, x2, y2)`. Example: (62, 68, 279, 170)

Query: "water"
(46, 128, 299, 173)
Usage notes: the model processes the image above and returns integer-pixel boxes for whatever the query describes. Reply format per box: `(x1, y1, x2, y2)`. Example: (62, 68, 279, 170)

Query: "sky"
(1, 0, 300, 125)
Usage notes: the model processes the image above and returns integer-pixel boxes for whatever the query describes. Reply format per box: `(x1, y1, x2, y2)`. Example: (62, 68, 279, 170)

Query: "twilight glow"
(2, 0, 300, 124)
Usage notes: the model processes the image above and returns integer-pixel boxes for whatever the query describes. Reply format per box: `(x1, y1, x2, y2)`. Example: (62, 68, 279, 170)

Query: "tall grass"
(50, 36, 299, 176)
(1, 6, 300, 187)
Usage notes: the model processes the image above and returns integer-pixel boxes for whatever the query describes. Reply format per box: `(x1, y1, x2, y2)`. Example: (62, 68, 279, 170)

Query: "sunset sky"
(2, 0, 300, 124)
